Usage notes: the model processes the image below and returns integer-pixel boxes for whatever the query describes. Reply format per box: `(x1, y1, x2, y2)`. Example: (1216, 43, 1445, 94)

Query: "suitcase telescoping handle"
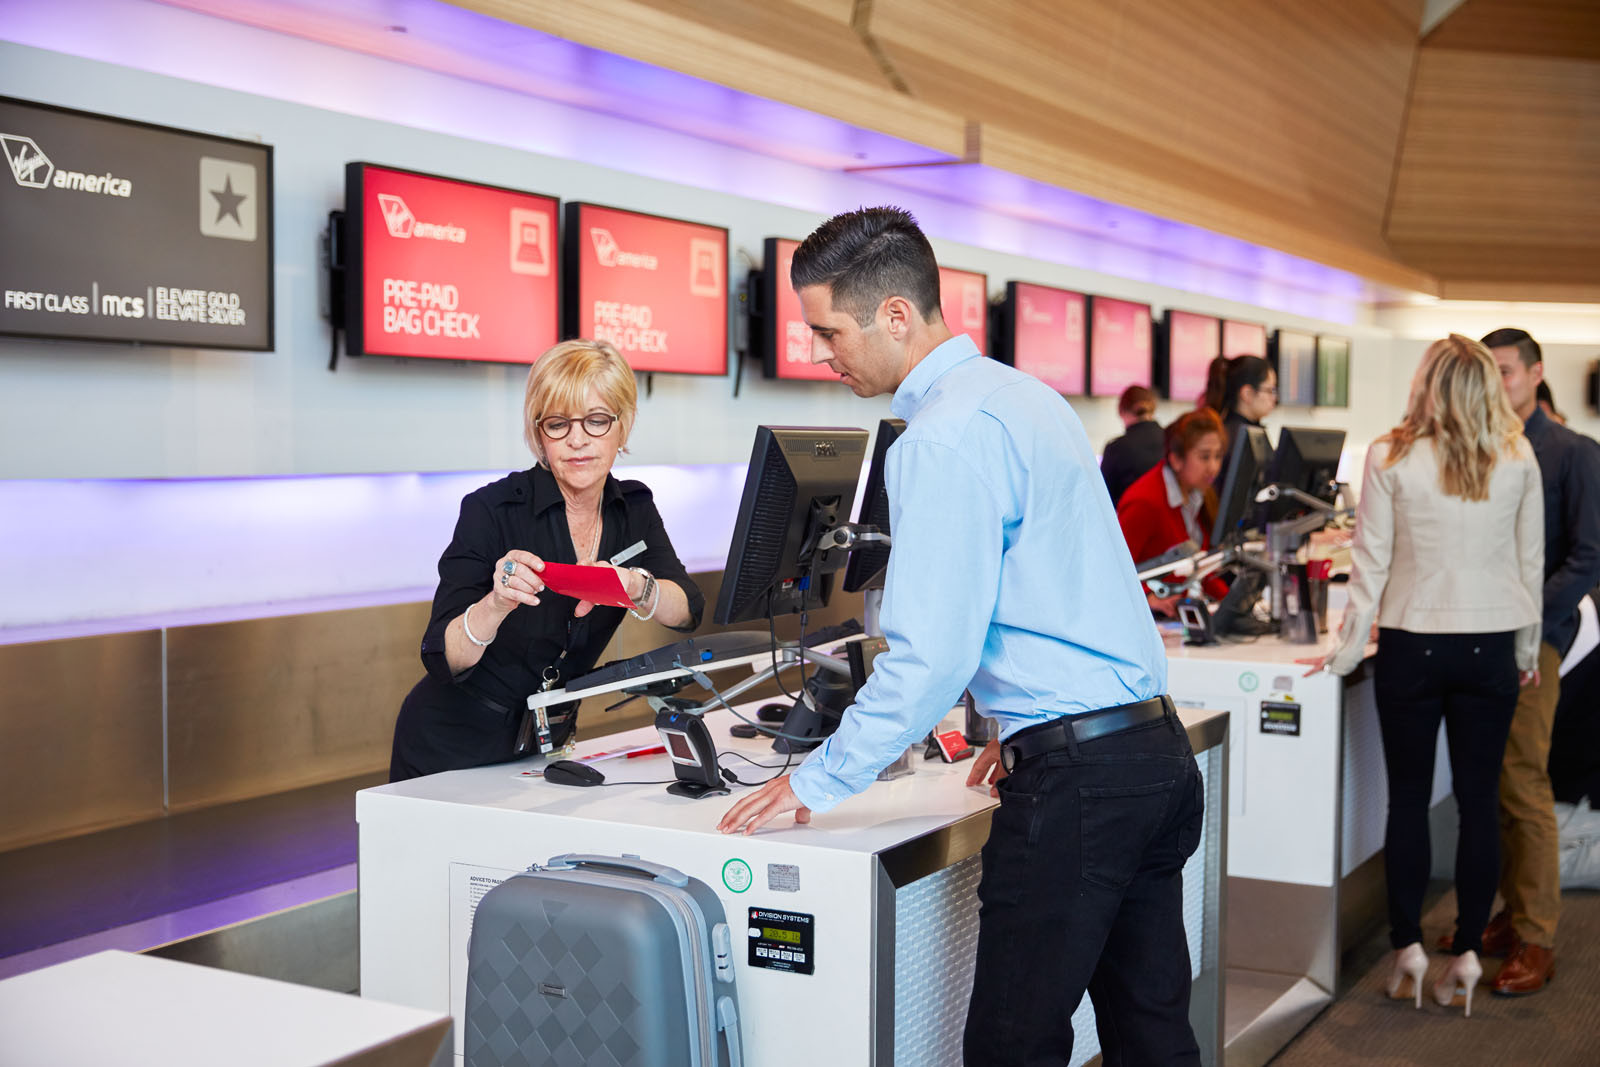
(544, 853, 691, 888)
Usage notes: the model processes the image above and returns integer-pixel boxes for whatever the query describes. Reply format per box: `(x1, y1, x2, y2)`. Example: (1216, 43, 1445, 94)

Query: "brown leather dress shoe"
(1491, 941, 1555, 995)
(1437, 909, 1520, 956)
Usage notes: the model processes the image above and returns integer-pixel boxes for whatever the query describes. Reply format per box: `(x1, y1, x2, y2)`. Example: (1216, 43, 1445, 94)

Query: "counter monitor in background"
(1316, 335, 1351, 407)
(842, 418, 907, 594)
(1264, 427, 1346, 523)
(1223, 319, 1268, 359)
(713, 425, 870, 625)
(563, 201, 728, 375)
(1087, 295, 1154, 397)
(341, 162, 558, 363)
(1161, 309, 1220, 405)
(1271, 329, 1318, 407)
(995, 282, 1087, 395)
(939, 266, 990, 356)
(1212, 424, 1272, 547)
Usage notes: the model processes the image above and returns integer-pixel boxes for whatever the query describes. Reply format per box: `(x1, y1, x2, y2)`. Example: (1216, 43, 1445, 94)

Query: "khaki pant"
(1498, 641, 1563, 947)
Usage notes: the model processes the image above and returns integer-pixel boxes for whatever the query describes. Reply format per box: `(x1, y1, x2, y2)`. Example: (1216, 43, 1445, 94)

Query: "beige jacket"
(1326, 435, 1544, 676)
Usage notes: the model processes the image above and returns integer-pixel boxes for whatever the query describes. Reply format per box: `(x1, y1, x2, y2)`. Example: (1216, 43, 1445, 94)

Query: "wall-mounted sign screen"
(1272, 328, 1317, 407)
(939, 266, 989, 355)
(0, 96, 272, 350)
(1223, 319, 1268, 358)
(999, 282, 1085, 394)
(1316, 335, 1351, 407)
(1164, 310, 1220, 405)
(1088, 295, 1153, 398)
(343, 163, 558, 363)
(564, 202, 728, 375)
(761, 237, 833, 381)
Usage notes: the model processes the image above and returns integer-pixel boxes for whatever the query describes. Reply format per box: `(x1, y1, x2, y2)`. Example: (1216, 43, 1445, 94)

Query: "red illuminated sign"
(1166, 310, 1220, 406)
(1223, 319, 1267, 358)
(940, 267, 988, 355)
(345, 164, 558, 363)
(1089, 296, 1152, 397)
(766, 238, 835, 381)
(1008, 282, 1085, 394)
(566, 203, 728, 375)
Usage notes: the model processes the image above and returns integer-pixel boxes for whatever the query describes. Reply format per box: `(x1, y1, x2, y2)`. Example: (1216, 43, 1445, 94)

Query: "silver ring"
(503, 560, 515, 576)
(500, 573, 510, 587)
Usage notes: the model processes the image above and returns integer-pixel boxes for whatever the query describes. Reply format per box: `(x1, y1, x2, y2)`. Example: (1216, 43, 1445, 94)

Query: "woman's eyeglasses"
(538, 412, 619, 440)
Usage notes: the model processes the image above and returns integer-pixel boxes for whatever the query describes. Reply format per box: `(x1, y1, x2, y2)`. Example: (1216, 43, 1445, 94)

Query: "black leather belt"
(1000, 695, 1175, 772)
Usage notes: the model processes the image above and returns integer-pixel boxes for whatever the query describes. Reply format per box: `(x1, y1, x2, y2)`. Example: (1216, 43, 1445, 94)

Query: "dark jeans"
(1374, 628, 1519, 954)
(963, 707, 1204, 1067)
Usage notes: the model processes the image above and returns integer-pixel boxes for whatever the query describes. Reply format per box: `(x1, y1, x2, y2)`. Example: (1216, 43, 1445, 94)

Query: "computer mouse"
(543, 759, 606, 787)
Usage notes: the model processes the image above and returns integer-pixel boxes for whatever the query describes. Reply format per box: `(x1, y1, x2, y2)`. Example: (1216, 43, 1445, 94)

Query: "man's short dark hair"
(790, 206, 943, 327)
(1481, 327, 1542, 368)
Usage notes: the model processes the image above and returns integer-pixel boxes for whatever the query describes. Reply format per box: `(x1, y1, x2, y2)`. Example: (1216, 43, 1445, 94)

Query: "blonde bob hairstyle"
(1384, 334, 1524, 502)
(522, 339, 638, 463)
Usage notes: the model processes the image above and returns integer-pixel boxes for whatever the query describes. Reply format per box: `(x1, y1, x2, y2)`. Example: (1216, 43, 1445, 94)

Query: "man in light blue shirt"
(718, 207, 1202, 1066)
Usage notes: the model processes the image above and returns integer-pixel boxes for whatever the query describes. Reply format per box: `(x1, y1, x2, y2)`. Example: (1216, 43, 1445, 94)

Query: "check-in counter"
(1164, 629, 1449, 1066)
(358, 704, 1229, 1067)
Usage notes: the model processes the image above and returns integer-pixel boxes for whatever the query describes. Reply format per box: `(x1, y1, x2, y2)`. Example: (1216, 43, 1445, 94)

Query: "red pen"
(626, 745, 667, 759)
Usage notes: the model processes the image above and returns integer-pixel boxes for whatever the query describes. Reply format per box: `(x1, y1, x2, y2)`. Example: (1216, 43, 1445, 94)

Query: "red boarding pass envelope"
(537, 562, 638, 609)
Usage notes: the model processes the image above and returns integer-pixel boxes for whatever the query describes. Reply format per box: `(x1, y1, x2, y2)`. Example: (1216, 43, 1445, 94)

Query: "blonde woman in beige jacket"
(1302, 335, 1543, 1017)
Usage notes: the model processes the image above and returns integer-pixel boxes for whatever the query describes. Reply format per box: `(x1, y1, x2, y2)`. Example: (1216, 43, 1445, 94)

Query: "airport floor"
(1272, 885, 1600, 1065)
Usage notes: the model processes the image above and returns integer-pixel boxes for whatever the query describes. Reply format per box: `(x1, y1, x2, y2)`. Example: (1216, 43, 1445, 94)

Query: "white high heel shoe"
(1385, 942, 1429, 1009)
(1433, 950, 1483, 1017)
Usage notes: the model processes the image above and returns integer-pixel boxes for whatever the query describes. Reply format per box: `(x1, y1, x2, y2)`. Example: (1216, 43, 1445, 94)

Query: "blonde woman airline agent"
(389, 340, 702, 781)
(1301, 335, 1542, 1016)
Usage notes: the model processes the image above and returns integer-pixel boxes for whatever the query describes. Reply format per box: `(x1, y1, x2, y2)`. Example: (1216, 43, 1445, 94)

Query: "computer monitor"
(1211, 424, 1271, 546)
(842, 418, 907, 593)
(1265, 427, 1346, 522)
(713, 426, 871, 625)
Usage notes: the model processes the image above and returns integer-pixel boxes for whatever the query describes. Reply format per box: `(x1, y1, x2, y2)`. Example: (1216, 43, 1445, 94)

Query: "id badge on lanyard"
(515, 617, 583, 756)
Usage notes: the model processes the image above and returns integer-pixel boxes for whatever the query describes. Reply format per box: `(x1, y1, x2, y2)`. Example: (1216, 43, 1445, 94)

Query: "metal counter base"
(358, 704, 1228, 1066)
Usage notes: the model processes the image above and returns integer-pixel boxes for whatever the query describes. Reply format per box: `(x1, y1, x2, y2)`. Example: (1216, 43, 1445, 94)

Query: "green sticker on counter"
(1239, 671, 1259, 693)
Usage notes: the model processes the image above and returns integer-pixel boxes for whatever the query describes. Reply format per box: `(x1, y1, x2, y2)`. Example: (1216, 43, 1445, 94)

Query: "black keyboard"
(565, 619, 866, 692)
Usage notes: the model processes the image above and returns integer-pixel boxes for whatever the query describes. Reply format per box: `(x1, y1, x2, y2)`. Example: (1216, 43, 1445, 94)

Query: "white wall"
(0, 5, 1402, 481)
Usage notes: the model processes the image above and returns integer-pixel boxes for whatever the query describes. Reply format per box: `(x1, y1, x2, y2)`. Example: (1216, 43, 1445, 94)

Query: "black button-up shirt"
(1523, 407, 1600, 656)
(418, 465, 704, 710)
(1101, 418, 1165, 507)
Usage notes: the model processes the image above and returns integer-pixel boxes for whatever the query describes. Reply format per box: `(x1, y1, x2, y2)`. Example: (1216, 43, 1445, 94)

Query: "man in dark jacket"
(1101, 385, 1163, 506)
(1478, 328, 1600, 995)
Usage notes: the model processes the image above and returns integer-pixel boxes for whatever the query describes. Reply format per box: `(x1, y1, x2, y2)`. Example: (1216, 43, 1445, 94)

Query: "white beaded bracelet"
(461, 603, 494, 647)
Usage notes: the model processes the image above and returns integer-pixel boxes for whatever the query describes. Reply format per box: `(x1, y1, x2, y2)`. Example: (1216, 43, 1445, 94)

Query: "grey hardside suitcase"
(465, 853, 743, 1067)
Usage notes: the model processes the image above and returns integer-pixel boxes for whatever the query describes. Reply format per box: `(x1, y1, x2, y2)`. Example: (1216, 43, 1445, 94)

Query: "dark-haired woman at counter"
(389, 339, 703, 782)
(1117, 408, 1230, 616)
(1203, 354, 1278, 447)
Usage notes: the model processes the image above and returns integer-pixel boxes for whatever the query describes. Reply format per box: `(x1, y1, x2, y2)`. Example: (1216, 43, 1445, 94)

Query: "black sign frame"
(0, 95, 275, 351)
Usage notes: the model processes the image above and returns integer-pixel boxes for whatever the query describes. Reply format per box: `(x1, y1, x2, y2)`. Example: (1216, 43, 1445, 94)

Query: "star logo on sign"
(210, 175, 247, 226)
(198, 157, 257, 241)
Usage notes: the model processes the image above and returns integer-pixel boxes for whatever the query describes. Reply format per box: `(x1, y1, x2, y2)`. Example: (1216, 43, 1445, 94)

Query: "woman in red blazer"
(1117, 408, 1228, 616)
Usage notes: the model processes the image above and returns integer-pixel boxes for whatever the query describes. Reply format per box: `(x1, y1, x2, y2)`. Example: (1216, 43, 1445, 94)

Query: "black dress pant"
(1373, 628, 1519, 954)
(963, 709, 1204, 1067)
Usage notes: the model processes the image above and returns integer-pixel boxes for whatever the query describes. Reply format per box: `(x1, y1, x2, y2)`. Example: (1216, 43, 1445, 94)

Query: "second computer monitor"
(1266, 427, 1346, 521)
(713, 426, 870, 626)
(1211, 424, 1271, 546)
(842, 418, 906, 593)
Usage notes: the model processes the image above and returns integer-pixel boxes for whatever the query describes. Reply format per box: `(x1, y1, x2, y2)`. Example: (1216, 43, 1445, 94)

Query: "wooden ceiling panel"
(864, 0, 1424, 245)
(1424, 0, 1600, 61)
(1386, 47, 1600, 281)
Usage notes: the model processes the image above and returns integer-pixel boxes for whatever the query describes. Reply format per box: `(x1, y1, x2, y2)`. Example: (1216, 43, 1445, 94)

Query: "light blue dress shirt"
(789, 335, 1168, 814)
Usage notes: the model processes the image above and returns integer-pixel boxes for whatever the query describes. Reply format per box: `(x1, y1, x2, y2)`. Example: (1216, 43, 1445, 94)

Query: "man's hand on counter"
(966, 740, 1007, 798)
(718, 775, 812, 836)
